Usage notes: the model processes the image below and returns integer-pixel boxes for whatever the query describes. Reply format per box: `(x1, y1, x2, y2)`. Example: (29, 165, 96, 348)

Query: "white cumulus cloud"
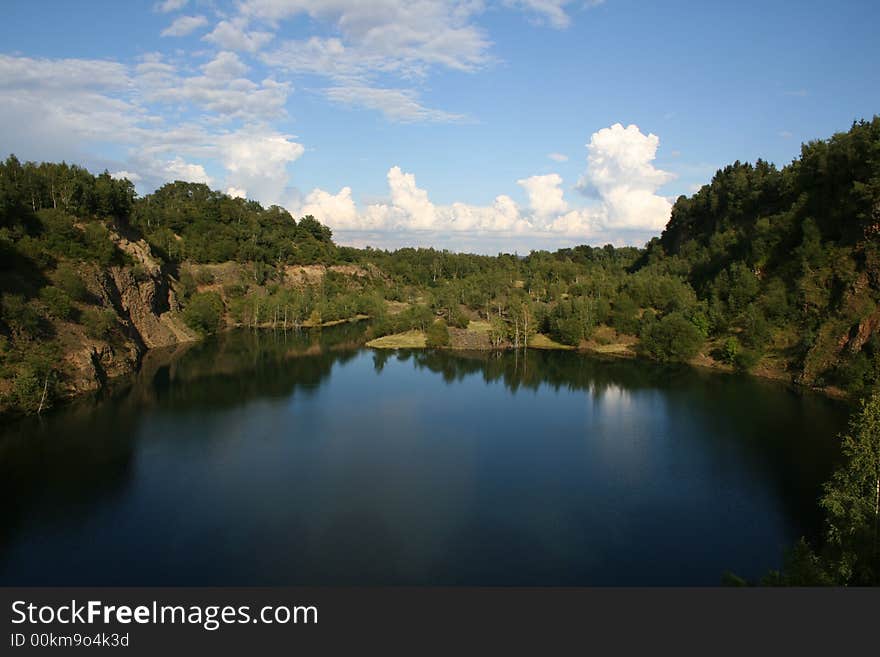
(298, 123, 675, 250)
(203, 18, 274, 52)
(164, 157, 213, 184)
(517, 173, 568, 218)
(217, 127, 305, 205)
(577, 122, 675, 231)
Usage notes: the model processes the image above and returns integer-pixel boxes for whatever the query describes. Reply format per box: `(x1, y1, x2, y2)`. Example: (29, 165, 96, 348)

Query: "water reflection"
(0, 324, 850, 585)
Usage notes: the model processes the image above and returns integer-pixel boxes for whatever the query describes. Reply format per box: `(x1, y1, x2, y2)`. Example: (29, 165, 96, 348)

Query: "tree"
(182, 292, 225, 335)
(640, 312, 704, 362)
(39, 286, 73, 320)
(820, 391, 880, 585)
(426, 319, 450, 348)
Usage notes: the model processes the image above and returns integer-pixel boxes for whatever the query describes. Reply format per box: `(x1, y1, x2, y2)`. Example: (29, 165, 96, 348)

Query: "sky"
(1, 1, 878, 254)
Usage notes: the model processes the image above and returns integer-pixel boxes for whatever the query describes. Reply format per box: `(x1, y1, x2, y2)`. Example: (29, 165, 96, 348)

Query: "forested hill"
(645, 116, 880, 393)
(2, 116, 880, 416)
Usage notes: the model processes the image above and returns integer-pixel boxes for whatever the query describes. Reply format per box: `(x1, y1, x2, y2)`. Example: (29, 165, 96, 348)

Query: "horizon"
(2, 0, 878, 254)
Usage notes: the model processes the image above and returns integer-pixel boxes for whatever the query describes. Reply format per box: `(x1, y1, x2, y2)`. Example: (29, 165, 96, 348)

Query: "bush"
(11, 362, 56, 414)
(733, 347, 762, 371)
(179, 270, 197, 299)
(721, 337, 740, 365)
(640, 312, 704, 362)
(182, 292, 225, 335)
(194, 269, 215, 285)
(82, 308, 118, 339)
(449, 308, 470, 329)
(553, 316, 583, 347)
(426, 319, 450, 347)
(39, 286, 73, 320)
(1, 294, 41, 337)
(131, 263, 150, 283)
(610, 294, 640, 335)
(55, 263, 88, 301)
(223, 283, 247, 298)
(83, 222, 118, 266)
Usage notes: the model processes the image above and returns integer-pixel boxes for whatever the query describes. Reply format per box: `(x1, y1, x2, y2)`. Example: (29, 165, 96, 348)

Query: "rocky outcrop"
(108, 232, 197, 349)
(802, 271, 880, 383)
(56, 233, 198, 402)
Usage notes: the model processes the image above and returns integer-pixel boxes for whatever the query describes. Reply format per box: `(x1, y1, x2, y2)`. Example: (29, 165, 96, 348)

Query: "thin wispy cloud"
(160, 15, 208, 37)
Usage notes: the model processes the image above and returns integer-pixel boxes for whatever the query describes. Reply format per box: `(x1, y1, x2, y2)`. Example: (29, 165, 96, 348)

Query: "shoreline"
(1, 317, 849, 420)
(366, 326, 849, 402)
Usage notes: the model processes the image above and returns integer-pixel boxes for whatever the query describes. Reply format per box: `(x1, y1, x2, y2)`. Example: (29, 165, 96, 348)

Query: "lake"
(0, 324, 849, 585)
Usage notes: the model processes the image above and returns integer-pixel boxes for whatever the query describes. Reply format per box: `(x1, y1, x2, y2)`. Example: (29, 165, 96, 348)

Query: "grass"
(528, 333, 574, 350)
(465, 320, 492, 333)
(301, 314, 370, 328)
(366, 330, 427, 349)
(586, 342, 634, 354)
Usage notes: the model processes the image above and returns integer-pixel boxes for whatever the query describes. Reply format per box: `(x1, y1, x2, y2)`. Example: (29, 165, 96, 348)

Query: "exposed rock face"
(282, 263, 385, 287)
(802, 271, 880, 384)
(847, 308, 880, 354)
(58, 233, 198, 401)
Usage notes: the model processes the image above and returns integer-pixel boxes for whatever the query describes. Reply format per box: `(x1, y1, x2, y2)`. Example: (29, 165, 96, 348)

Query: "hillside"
(2, 117, 879, 415)
(653, 116, 880, 393)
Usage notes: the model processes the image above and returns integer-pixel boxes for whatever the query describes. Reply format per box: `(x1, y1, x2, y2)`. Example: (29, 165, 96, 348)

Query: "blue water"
(0, 326, 848, 585)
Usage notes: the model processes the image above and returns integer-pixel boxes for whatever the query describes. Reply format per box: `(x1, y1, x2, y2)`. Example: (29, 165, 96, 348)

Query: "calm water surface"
(0, 325, 849, 585)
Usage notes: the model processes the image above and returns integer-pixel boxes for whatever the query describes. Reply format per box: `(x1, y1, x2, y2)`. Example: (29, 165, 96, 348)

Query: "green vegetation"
(528, 333, 574, 350)
(82, 308, 117, 340)
(3, 117, 880, 417)
(755, 391, 880, 586)
(819, 392, 880, 584)
(130, 181, 335, 265)
(182, 292, 225, 335)
(425, 319, 450, 348)
(639, 312, 704, 362)
(366, 330, 427, 349)
(3, 120, 880, 587)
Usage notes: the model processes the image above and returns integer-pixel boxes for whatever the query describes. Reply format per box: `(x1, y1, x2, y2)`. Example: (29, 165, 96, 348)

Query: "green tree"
(426, 319, 450, 348)
(39, 286, 73, 320)
(721, 336, 740, 365)
(640, 312, 704, 362)
(820, 391, 880, 585)
(55, 263, 88, 301)
(182, 292, 225, 335)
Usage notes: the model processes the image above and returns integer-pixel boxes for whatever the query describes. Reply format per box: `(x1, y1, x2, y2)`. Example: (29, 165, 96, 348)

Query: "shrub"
(39, 286, 73, 320)
(179, 270, 197, 299)
(182, 292, 225, 335)
(426, 319, 450, 347)
(449, 308, 470, 329)
(734, 347, 762, 372)
(223, 283, 247, 298)
(55, 263, 88, 301)
(12, 366, 53, 414)
(721, 337, 740, 365)
(2, 294, 41, 337)
(553, 316, 583, 347)
(131, 263, 150, 283)
(194, 269, 215, 285)
(83, 222, 118, 266)
(640, 312, 704, 362)
(82, 308, 118, 339)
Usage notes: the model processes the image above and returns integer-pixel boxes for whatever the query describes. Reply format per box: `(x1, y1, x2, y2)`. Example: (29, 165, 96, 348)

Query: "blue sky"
(1, 0, 878, 253)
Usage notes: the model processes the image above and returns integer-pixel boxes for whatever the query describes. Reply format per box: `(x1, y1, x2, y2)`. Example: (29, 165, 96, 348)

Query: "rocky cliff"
(54, 231, 198, 403)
